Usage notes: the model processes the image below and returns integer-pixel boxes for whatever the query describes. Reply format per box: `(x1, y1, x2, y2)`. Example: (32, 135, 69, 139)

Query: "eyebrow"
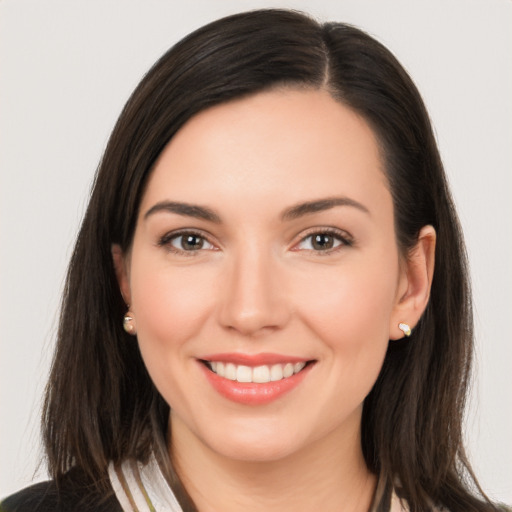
(280, 196, 370, 221)
(144, 201, 222, 223)
(144, 196, 370, 223)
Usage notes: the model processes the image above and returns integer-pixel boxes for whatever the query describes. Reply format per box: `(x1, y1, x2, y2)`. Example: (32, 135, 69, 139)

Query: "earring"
(398, 322, 412, 337)
(123, 309, 136, 335)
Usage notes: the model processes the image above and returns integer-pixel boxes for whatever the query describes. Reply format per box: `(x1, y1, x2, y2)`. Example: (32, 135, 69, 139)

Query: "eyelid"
(158, 228, 218, 256)
(292, 227, 354, 253)
(157, 226, 354, 256)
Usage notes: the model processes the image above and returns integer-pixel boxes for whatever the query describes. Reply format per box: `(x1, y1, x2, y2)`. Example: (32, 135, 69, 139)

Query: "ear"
(111, 244, 132, 307)
(390, 225, 436, 340)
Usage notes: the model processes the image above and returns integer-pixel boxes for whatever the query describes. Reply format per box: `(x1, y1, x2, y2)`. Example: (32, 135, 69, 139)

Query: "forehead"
(141, 88, 389, 217)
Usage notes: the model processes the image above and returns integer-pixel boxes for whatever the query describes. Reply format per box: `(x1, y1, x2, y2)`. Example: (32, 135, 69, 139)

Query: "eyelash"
(157, 227, 354, 257)
(158, 229, 214, 257)
(294, 227, 354, 255)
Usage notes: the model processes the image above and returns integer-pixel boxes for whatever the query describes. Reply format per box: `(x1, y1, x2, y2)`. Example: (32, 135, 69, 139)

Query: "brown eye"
(311, 233, 335, 250)
(295, 230, 351, 252)
(181, 234, 204, 250)
(166, 232, 214, 252)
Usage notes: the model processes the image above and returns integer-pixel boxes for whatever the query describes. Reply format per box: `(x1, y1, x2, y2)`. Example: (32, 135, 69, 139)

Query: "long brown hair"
(43, 9, 497, 511)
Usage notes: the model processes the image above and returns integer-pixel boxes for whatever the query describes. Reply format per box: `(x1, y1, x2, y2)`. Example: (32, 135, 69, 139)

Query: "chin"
(201, 419, 308, 463)
(215, 438, 301, 463)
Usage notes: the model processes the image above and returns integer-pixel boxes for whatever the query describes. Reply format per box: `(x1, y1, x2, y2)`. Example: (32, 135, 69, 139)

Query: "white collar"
(109, 453, 183, 512)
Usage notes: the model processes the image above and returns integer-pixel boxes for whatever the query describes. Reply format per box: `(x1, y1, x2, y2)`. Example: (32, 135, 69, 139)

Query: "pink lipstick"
(198, 353, 315, 405)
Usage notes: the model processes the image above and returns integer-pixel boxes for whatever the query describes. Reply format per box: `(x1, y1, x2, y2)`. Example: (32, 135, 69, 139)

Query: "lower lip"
(199, 362, 314, 405)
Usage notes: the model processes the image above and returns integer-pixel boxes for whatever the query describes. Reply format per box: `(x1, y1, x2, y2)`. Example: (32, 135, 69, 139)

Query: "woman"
(1, 8, 506, 512)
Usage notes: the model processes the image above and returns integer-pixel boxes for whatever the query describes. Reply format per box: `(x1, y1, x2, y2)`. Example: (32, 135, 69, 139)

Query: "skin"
(113, 88, 435, 511)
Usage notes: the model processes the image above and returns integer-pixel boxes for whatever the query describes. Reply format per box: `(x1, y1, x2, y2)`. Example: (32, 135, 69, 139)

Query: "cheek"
(131, 259, 216, 347)
(301, 260, 396, 330)
(128, 256, 219, 410)
(295, 257, 398, 376)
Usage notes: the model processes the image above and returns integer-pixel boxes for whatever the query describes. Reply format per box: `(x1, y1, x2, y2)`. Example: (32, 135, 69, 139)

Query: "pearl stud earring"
(123, 310, 136, 335)
(398, 322, 412, 337)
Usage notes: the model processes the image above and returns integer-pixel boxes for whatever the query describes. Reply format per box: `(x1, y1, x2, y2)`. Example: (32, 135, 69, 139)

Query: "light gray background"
(1, 0, 511, 503)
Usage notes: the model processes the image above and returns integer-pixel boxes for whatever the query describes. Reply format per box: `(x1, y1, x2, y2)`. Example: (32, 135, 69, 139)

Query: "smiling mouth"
(201, 360, 314, 384)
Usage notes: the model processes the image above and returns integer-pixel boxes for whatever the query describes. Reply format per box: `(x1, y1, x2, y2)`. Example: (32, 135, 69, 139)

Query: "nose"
(217, 246, 291, 337)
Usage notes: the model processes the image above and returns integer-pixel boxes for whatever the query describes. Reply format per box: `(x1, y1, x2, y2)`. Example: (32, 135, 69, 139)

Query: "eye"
(295, 229, 352, 252)
(159, 231, 215, 254)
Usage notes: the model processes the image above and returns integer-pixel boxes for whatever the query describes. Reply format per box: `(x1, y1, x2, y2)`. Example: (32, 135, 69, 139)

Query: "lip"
(199, 352, 310, 366)
(198, 354, 315, 406)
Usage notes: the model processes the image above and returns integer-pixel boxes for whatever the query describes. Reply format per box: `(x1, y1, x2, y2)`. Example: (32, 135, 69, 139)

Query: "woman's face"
(119, 88, 410, 462)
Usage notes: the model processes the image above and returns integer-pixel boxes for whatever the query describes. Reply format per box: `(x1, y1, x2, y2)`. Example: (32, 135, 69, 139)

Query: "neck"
(168, 412, 376, 512)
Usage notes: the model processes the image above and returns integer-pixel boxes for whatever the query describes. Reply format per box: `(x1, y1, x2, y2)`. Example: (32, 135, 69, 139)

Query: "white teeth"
(207, 360, 308, 383)
(294, 362, 306, 373)
(283, 363, 294, 378)
(215, 361, 225, 377)
(236, 365, 252, 383)
(252, 365, 270, 383)
(270, 364, 283, 381)
(225, 363, 237, 381)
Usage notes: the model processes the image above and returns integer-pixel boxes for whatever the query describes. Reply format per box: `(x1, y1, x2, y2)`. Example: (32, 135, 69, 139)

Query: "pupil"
(313, 234, 333, 250)
(183, 235, 202, 250)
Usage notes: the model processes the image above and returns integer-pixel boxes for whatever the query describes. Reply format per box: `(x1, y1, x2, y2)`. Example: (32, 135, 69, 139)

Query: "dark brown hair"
(43, 9, 497, 511)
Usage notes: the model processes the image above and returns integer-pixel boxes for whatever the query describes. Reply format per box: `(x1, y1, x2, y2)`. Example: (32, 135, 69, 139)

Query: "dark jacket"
(0, 469, 122, 512)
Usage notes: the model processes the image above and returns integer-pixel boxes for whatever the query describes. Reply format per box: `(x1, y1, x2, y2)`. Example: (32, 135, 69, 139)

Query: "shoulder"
(0, 468, 122, 512)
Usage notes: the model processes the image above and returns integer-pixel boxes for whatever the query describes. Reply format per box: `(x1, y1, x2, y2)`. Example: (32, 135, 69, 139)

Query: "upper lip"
(199, 352, 313, 366)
